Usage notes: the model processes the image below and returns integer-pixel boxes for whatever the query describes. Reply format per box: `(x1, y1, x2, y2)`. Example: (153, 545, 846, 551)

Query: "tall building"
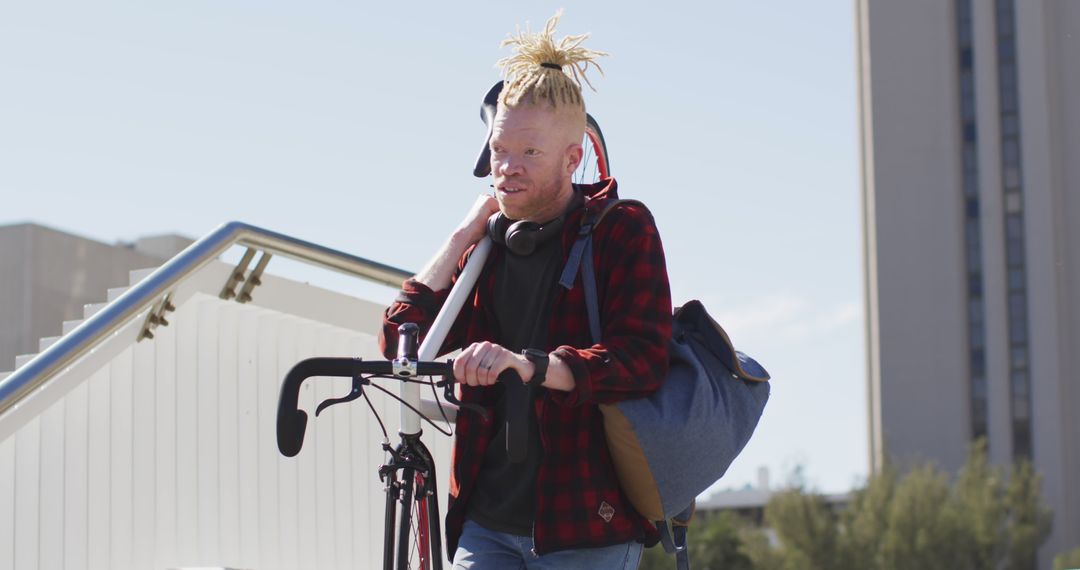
(0, 223, 191, 371)
(857, 0, 1078, 561)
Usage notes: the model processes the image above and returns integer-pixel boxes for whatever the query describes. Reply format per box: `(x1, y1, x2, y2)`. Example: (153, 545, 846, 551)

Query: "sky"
(0, 1, 865, 494)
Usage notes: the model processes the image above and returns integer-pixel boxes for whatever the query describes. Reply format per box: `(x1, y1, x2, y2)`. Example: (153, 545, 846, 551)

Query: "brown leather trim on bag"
(671, 501, 696, 526)
(599, 403, 665, 521)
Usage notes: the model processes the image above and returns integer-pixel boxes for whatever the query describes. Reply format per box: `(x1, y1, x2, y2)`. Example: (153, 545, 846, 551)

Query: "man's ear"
(565, 143, 584, 175)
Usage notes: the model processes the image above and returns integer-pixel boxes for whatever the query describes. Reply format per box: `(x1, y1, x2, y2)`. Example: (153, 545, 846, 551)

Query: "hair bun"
(496, 10, 608, 108)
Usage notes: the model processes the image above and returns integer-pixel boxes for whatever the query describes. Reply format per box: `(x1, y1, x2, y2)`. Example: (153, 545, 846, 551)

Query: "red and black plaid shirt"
(379, 178, 672, 558)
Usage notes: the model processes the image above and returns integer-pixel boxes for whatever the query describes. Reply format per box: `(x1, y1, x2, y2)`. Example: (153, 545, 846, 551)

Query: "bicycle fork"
(381, 432, 443, 570)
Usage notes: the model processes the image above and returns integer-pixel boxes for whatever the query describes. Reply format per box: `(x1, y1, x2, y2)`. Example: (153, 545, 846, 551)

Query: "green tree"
(751, 439, 1053, 570)
(1053, 546, 1080, 570)
(642, 441, 1053, 569)
(949, 439, 1008, 569)
(639, 510, 756, 570)
(1003, 460, 1053, 570)
(740, 526, 785, 570)
(760, 489, 840, 570)
(880, 464, 964, 570)
(837, 463, 896, 569)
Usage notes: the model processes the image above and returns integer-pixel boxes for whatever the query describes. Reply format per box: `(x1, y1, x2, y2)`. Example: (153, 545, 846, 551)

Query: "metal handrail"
(0, 221, 412, 419)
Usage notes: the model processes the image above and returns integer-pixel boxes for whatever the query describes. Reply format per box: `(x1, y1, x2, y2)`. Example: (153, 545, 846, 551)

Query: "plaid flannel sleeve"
(378, 244, 479, 359)
(379, 279, 452, 359)
(549, 203, 672, 406)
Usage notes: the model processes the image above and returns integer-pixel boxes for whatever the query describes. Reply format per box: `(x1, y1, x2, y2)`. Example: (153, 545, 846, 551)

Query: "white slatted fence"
(0, 272, 454, 570)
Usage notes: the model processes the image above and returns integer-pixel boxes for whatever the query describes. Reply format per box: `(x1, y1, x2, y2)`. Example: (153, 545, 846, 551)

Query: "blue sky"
(1, 1, 865, 493)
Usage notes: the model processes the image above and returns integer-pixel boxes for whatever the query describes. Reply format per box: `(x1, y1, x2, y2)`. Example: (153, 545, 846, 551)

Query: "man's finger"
(455, 343, 482, 386)
(478, 347, 500, 385)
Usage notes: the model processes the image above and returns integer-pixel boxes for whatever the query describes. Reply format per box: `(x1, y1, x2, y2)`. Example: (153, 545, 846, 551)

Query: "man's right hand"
(413, 194, 501, 291)
(456, 194, 501, 246)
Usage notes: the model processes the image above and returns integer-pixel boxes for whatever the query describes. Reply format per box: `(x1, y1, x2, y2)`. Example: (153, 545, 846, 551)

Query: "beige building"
(0, 223, 190, 371)
(857, 0, 1078, 561)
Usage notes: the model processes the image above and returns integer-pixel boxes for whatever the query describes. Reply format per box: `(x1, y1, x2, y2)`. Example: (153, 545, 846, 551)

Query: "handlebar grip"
(277, 357, 392, 456)
(277, 363, 310, 457)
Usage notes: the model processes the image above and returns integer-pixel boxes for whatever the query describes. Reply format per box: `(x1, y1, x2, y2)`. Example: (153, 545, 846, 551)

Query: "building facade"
(857, 0, 1078, 560)
(0, 223, 190, 371)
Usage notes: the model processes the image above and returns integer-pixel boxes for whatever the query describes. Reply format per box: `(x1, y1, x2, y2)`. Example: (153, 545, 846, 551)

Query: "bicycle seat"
(473, 81, 504, 178)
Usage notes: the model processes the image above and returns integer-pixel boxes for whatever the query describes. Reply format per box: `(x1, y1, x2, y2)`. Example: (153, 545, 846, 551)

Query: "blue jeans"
(452, 519, 643, 569)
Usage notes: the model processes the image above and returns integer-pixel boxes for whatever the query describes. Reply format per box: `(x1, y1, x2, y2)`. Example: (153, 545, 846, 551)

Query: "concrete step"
(83, 302, 108, 319)
(39, 336, 61, 352)
(15, 354, 37, 369)
(129, 267, 157, 285)
(106, 287, 128, 302)
(62, 320, 84, 335)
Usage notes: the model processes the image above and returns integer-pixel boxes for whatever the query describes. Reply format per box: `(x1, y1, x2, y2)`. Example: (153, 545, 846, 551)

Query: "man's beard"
(498, 172, 568, 222)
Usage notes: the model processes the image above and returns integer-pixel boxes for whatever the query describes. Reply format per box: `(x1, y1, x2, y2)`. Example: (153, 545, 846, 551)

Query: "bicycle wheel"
(573, 113, 611, 185)
(409, 471, 433, 570)
(395, 468, 443, 570)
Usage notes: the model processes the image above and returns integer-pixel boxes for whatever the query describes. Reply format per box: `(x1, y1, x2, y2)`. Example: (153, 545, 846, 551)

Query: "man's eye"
(525, 149, 539, 156)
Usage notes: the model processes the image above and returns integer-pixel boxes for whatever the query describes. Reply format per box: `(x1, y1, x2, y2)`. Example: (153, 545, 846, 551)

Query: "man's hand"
(414, 194, 500, 291)
(453, 341, 576, 391)
(453, 341, 533, 387)
(455, 194, 501, 246)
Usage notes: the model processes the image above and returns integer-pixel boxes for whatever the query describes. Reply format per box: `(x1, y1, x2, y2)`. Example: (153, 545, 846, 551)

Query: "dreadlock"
(496, 10, 608, 110)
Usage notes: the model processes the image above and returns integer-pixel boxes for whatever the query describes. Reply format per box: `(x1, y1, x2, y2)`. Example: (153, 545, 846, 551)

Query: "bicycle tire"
(410, 471, 433, 570)
(574, 113, 611, 185)
(395, 467, 417, 569)
(394, 468, 444, 570)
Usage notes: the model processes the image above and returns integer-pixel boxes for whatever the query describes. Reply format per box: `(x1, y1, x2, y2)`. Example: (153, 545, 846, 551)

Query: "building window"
(1002, 114, 1019, 136)
(1010, 317, 1028, 344)
(955, 0, 988, 443)
(996, 0, 1032, 461)
(1012, 346, 1028, 367)
(1003, 166, 1022, 188)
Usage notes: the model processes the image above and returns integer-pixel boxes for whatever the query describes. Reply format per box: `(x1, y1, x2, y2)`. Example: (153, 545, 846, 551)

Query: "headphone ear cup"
(487, 213, 510, 245)
(505, 221, 541, 256)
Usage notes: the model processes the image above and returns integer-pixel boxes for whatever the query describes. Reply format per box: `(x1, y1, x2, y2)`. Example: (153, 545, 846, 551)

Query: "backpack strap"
(660, 502, 695, 570)
(558, 198, 692, 570)
(558, 199, 643, 342)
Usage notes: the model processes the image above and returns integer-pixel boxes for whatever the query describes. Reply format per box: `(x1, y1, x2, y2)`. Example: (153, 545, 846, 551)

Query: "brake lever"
(437, 377, 492, 423)
(315, 376, 367, 417)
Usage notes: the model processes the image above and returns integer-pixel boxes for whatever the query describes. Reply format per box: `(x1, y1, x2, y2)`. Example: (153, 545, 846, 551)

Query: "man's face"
(489, 103, 583, 222)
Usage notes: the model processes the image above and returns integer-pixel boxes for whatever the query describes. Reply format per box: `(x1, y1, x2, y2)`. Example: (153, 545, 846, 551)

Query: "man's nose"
(498, 157, 524, 177)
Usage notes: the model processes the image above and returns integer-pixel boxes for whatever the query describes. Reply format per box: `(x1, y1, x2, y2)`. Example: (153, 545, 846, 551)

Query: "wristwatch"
(521, 348, 549, 387)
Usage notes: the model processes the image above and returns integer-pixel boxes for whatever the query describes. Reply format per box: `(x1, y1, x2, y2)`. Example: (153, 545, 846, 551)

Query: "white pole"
(399, 238, 493, 434)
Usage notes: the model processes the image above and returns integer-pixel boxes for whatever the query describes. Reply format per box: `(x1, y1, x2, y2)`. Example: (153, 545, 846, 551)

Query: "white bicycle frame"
(398, 238, 493, 435)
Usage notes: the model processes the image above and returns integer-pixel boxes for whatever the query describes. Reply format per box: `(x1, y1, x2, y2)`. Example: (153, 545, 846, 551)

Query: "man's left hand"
(453, 341, 535, 387)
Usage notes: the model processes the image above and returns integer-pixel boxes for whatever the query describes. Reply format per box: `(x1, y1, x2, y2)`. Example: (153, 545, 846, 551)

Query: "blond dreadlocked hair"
(496, 10, 608, 110)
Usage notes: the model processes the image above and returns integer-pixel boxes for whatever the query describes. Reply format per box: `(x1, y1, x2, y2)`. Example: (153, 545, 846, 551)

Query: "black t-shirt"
(466, 230, 564, 537)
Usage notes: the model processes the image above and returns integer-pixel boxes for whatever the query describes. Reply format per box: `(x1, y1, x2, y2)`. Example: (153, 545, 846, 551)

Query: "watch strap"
(522, 349, 549, 387)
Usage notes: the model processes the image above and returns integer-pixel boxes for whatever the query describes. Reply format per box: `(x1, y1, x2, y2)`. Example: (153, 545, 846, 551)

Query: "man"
(379, 12, 672, 569)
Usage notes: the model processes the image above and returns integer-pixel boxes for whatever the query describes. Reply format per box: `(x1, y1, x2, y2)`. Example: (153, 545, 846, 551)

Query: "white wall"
(0, 288, 453, 570)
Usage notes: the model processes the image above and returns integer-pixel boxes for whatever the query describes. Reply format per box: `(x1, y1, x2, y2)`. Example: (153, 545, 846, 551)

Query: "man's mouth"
(496, 185, 526, 195)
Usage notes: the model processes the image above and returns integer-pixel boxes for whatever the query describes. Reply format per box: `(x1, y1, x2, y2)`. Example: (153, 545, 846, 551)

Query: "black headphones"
(487, 213, 565, 257)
